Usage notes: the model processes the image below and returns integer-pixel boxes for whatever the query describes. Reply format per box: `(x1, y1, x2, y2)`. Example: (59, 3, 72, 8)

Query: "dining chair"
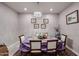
(57, 34, 67, 55)
(47, 40, 58, 56)
(19, 35, 27, 55)
(30, 40, 42, 56)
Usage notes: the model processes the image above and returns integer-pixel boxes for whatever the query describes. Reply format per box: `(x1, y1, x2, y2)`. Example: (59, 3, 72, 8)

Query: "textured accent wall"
(18, 14, 59, 38)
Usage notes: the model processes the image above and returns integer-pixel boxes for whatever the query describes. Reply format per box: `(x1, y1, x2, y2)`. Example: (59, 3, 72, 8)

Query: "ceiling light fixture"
(50, 8, 53, 12)
(24, 8, 27, 11)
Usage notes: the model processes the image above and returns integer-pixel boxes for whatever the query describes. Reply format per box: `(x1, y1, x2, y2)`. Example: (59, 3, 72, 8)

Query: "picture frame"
(41, 24, 46, 29)
(66, 10, 79, 25)
(34, 24, 39, 29)
(31, 18, 37, 23)
(43, 18, 49, 24)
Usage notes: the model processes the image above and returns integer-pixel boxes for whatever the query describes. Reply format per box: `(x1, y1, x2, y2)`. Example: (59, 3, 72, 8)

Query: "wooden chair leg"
(57, 50, 62, 56)
(20, 51, 26, 56)
(21, 51, 24, 56)
(59, 50, 65, 56)
(42, 51, 47, 56)
(55, 51, 57, 56)
(20, 51, 23, 56)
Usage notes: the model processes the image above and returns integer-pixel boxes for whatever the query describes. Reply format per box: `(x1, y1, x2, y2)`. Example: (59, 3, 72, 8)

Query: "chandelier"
(33, 2, 42, 17)
(33, 11, 42, 17)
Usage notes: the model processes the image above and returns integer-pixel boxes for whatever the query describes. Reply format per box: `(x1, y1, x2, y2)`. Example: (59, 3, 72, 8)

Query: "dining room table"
(19, 36, 63, 53)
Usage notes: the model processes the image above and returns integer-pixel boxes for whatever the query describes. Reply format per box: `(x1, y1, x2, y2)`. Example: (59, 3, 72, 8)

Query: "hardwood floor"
(13, 48, 77, 56)
(0, 45, 9, 56)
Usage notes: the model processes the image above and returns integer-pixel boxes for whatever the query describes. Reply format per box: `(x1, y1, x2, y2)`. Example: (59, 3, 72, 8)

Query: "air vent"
(67, 38, 73, 49)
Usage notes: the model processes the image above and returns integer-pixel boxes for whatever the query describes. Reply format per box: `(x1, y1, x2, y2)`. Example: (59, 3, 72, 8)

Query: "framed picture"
(66, 10, 79, 25)
(31, 18, 37, 23)
(41, 24, 46, 29)
(34, 24, 39, 29)
(43, 18, 49, 24)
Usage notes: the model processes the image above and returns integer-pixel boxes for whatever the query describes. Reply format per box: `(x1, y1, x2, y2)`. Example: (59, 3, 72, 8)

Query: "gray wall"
(18, 14, 59, 38)
(59, 2, 79, 54)
(0, 3, 19, 54)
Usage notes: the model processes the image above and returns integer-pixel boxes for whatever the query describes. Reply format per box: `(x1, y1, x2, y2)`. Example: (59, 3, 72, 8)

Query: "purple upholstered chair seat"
(57, 41, 65, 51)
(19, 43, 30, 52)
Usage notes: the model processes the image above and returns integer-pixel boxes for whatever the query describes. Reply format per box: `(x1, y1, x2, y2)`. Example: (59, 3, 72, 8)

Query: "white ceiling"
(4, 2, 73, 14)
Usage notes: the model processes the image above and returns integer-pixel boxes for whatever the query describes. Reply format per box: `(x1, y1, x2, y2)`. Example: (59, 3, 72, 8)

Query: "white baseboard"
(7, 41, 20, 56)
(66, 45, 79, 56)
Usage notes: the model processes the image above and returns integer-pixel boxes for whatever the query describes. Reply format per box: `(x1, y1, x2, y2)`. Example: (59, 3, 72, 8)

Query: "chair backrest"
(19, 35, 25, 43)
(47, 40, 58, 51)
(30, 40, 41, 51)
(61, 34, 67, 42)
(61, 34, 67, 46)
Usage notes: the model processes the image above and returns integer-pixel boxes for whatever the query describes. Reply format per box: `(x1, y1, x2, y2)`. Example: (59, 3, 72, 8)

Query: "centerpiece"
(36, 33, 48, 39)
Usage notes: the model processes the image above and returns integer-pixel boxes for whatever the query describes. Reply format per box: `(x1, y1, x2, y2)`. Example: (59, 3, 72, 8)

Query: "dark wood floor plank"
(13, 48, 77, 56)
